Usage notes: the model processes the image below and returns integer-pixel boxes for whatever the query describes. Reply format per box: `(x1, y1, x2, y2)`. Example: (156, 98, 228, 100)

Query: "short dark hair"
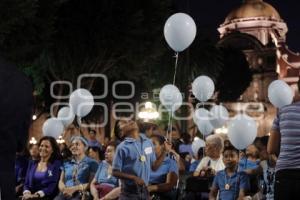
(254, 136, 269, 147)
(138, 122, 158, 133)
(181, 132, 191, 144)
(151, 134, 166, 145)
(106, 141, 117, 150)
(197, 147, 204, 158)
(88, 146, 104, 160)
(223, 141, 239, 154)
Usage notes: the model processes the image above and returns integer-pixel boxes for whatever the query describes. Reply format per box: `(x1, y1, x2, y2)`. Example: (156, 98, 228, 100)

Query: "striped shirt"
(272, 102, 300, 172)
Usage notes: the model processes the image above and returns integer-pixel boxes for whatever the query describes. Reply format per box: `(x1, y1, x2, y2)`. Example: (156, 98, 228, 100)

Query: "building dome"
(225, 0, 281, 23)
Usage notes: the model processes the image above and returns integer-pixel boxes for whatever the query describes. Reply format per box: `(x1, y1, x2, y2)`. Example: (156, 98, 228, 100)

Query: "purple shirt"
(272, 101, 300, 171)
(33, 171, 47, 190)
(179, 144, 193, 155)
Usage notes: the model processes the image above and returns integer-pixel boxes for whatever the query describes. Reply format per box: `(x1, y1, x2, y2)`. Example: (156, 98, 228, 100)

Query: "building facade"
(217, 0, 300, 136)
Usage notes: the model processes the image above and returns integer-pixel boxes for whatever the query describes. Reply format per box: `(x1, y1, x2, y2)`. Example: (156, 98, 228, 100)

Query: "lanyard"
(133, 137, 146, 162)
(224, 169, 239, 199)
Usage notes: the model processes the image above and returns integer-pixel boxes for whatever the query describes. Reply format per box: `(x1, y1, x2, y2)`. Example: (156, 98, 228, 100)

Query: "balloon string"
(172, 52, 179, 85)
(166, 52, 179, 142)
(76, 117, 83, 137)
(167, 52, 179, 143)
(167, 110, 173, 142)
(202, 132, 205, 157)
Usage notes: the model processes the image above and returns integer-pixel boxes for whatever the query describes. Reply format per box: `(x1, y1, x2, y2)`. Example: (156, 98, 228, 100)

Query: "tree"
(216, 47, 252, 101)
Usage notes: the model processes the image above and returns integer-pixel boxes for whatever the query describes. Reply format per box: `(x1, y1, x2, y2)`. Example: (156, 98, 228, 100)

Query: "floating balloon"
(210, 105, 229, 128)
(192, 137, 205, 157)
(164, 13, 197, 52)
(268, 80, 293, 108)
(193, 108, 214, 136)
(159, 84, 182, 112)
(69, 89, 94, 117)
(57, 106, 75, 127)
(42, 118, 64, 139)
(228, 114, 257, 150)
(192, 75, 215, 102)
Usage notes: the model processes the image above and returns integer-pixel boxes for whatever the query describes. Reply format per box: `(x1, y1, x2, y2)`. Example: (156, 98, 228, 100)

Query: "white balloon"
(42, 118, 64, 139)
(228, 114, 257, 150)
(210, 105, 229, 128)
(192, 137, 205, 156)
(268, 80, 293, 108)
(159, 84, 182, 111)
(193, 108, 214, 136)
(192, 75, 215, 102)
(57, 106, 75, 127)
(164, 13, 197, 52)
(69, 89, 94, 117)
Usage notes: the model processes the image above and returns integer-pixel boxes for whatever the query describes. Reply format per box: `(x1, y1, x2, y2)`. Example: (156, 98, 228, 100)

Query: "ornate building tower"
(217, 0, 300, 135)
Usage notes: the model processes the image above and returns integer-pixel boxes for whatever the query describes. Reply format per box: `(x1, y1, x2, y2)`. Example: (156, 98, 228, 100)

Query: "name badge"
(144, 147, 153, 155)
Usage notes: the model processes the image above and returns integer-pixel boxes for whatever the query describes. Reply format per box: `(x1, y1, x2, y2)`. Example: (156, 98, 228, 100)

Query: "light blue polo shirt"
(150, 155, 178, 184)
(238, 157, 259, 171)
(212, 170, 250, 200)
(94, 161, 118, 187)
(112, 134, 156, 186)
(62, 156, 98, 187)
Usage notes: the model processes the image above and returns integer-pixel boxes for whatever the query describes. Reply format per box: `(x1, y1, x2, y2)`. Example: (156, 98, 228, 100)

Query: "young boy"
(209, 144, 250, 200)
(112, 118, 156, 200)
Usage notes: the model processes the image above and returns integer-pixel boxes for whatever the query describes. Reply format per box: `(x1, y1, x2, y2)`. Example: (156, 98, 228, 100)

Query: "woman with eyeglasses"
(54, 136, 98, 200)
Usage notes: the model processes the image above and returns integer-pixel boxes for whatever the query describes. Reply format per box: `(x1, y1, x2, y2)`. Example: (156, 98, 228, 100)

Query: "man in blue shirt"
(112, 119, 156, 200)
(209, 144, 250, 200)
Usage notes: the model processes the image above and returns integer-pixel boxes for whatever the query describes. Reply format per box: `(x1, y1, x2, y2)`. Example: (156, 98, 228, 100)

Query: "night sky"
(175, 0, 300, 52)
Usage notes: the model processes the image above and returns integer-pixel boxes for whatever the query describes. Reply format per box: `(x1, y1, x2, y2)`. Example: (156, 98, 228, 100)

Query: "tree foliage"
(0, 0, 252, 106)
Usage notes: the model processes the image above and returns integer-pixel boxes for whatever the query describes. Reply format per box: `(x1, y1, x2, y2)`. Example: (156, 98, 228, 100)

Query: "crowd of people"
(14, 118, 280, 200)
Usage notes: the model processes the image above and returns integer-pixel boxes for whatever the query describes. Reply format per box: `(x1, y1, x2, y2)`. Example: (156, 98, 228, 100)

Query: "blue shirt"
(189, 160, 200, 172)
(88, 139, 102, 149)
(112, 134, 156, 187)
(62, 156, 98, 187)
(238, 157, 259, 171)
(212, 170, 250, 200)
(272, 101, 300, 171)
(95, 161, 118, 187)
(150, 155, 178, 184)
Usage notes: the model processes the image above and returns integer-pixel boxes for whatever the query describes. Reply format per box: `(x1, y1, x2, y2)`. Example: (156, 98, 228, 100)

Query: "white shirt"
(195, 156, 225, 173)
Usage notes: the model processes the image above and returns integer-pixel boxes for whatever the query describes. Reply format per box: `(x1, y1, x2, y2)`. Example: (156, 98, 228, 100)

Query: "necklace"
(224, 169, 236, 190)
(134, 137, 146, 162)
(224, 174, 232, 190)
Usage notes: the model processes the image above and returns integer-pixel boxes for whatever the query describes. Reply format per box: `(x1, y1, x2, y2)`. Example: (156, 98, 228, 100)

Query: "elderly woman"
(22, 136, 62, 199)
(54, 136, 98, 200)
(148, 134, 179, 200)
(193, 135, 225, 177)
(90, 142, 119, 200)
